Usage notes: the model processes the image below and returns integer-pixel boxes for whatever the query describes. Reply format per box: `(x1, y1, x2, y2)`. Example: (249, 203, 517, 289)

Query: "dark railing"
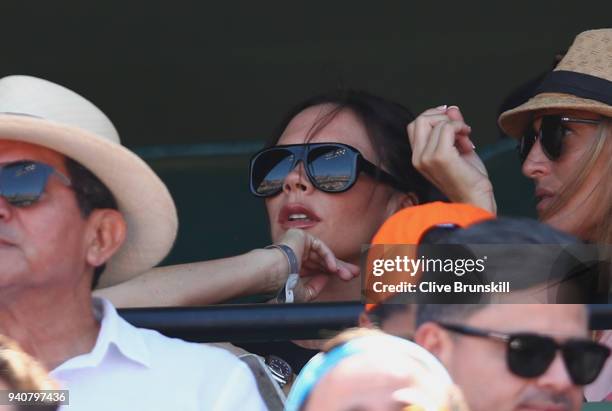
(119, 303, 361, 343)
(119, 303, 612, 343)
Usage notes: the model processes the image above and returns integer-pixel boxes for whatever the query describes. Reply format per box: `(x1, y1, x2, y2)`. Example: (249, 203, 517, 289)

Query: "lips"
(535, 187, 555, 213)
(278, 203, 321, 230)
(0, 228, 17, 248)
(0, 237, 14, 248)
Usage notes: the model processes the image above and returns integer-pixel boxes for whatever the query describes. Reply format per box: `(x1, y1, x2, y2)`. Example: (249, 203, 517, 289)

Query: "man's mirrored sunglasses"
(438, 322, 610, 385)
(249, 143, 407, 197)
(0, 161, 71, 207)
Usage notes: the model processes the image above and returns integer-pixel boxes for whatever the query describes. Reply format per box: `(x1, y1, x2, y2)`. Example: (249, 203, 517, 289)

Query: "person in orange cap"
(364, 201, 494, 305)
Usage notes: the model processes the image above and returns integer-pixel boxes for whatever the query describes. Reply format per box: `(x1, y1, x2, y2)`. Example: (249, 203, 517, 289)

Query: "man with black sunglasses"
(409, 217, 611, 411)
(415, 304, 609, 411)
(0, 75, 267, 410)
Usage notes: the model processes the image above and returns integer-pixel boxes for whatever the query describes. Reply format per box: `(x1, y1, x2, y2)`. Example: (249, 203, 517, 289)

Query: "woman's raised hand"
(407, 105, 497, 214)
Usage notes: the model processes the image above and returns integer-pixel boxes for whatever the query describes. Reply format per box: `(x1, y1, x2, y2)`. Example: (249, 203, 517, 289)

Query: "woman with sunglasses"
(408, 28, 611, 244)
(94, 89, 435, 375)
(245, 89, 437, 373)
(252, 89, 436, 303)
(97, 89, 435, 307)
(407, 28, 612, 402)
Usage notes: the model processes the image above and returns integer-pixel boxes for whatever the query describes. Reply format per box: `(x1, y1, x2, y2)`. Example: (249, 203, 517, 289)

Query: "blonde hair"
(0, 334, 58, 391)
(541, 119, 612, 244)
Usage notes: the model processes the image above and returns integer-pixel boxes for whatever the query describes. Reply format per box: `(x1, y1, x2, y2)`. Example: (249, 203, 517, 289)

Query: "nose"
(535, 352, 575, 392)
(521, 139, 552, 180)
(0, 195, 13, 221)
(282, 161, 314, 195)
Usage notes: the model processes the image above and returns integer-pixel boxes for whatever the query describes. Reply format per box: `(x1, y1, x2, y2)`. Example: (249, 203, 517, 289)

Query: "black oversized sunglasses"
(0, 161, 71, 207)
(518, 115, 604, 163)
(249, 143, 407, 197)
(438, 322, 610, 386)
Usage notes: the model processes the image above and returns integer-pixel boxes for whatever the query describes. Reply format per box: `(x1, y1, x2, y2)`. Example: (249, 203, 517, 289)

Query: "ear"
(385, 191, 418, 218)
(414, 322, 454, 368)
(84, 209, 127, 269)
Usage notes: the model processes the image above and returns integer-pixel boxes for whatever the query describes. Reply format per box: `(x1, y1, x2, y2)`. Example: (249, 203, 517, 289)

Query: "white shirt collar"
(53, 297, 151, 373)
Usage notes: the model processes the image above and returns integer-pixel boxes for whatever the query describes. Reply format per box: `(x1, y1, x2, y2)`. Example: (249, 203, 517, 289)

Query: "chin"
(546, 215, 593, 240)
(541, 211, 571, 233)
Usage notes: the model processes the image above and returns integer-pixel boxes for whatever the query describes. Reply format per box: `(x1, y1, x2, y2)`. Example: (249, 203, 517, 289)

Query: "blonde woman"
(407, 28, 612, 402)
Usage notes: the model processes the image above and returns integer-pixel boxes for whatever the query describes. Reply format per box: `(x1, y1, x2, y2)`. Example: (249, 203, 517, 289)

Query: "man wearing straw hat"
(0, 75, 267, 410)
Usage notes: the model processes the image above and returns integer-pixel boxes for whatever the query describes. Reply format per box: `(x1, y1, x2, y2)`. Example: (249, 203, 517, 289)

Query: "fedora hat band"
(535, 70, 612, 106)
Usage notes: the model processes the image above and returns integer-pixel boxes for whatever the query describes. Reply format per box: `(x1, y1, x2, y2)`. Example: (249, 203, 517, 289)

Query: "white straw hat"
(0, 75, 178, 287)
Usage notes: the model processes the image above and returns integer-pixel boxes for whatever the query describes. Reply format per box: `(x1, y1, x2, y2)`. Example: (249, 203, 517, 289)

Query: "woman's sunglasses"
(518, 115, 603, 163)
(249, 143, 407, 197)
(0, 161, 71, 207)
(438, 322, 610, 385)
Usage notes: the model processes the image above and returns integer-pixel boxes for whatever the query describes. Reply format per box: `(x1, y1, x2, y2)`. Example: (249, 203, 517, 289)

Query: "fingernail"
(472, 143, 476, 150)
(435, 105, 447, 110)
(448, 105, 459, 110)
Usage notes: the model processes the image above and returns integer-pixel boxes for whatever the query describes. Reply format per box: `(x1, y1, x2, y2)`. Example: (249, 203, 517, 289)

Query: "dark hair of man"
(416, 304, 485, 329)
(367, 304, 412, 327)
(64, 157, 119, 289)
(268, 89, 442, 203)
(416, 218, 605, 327)
(367, 292, 414, 327)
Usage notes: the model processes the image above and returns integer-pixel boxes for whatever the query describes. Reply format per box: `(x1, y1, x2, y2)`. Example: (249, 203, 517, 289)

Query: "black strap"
(535, 70, 612, 106)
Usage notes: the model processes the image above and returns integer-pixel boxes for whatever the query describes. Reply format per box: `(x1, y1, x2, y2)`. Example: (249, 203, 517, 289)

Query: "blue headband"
(284, 334, 451, 411)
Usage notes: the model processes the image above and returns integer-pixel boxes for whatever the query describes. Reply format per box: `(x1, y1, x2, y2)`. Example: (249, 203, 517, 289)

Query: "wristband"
(265, 244, 300, 303)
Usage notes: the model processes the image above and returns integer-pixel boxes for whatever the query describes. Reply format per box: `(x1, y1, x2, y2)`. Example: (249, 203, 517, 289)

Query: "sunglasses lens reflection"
(253, 150, 295, 196)
(251, 144, 360, 196)
(307, 146, 354, 192)
(0, 162, 51, 207)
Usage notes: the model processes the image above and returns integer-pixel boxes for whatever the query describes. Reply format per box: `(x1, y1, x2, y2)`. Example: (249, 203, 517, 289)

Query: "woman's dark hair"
(268, 89, 440, 202)
(64, 157, 119, 289)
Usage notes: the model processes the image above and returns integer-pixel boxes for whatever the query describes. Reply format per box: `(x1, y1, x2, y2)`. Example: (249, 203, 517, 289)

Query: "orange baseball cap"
(364, 202, 494, 305)
(372, 201, 494, 245)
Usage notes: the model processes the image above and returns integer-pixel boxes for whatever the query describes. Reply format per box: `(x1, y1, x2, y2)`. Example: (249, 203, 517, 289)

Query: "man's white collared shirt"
(50, 298, 268, 411)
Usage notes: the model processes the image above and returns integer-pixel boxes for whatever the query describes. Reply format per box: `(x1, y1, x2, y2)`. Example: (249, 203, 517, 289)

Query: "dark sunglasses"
(518, 115, 603, 163)
(0, 161, 71, 207)
(249, 143, 407, 197)
(438, 322, 610, 385)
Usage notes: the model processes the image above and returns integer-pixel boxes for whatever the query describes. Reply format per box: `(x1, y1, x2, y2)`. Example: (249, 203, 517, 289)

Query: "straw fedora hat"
(499, 28, 612, 138)
(0, 75, 178, 287)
